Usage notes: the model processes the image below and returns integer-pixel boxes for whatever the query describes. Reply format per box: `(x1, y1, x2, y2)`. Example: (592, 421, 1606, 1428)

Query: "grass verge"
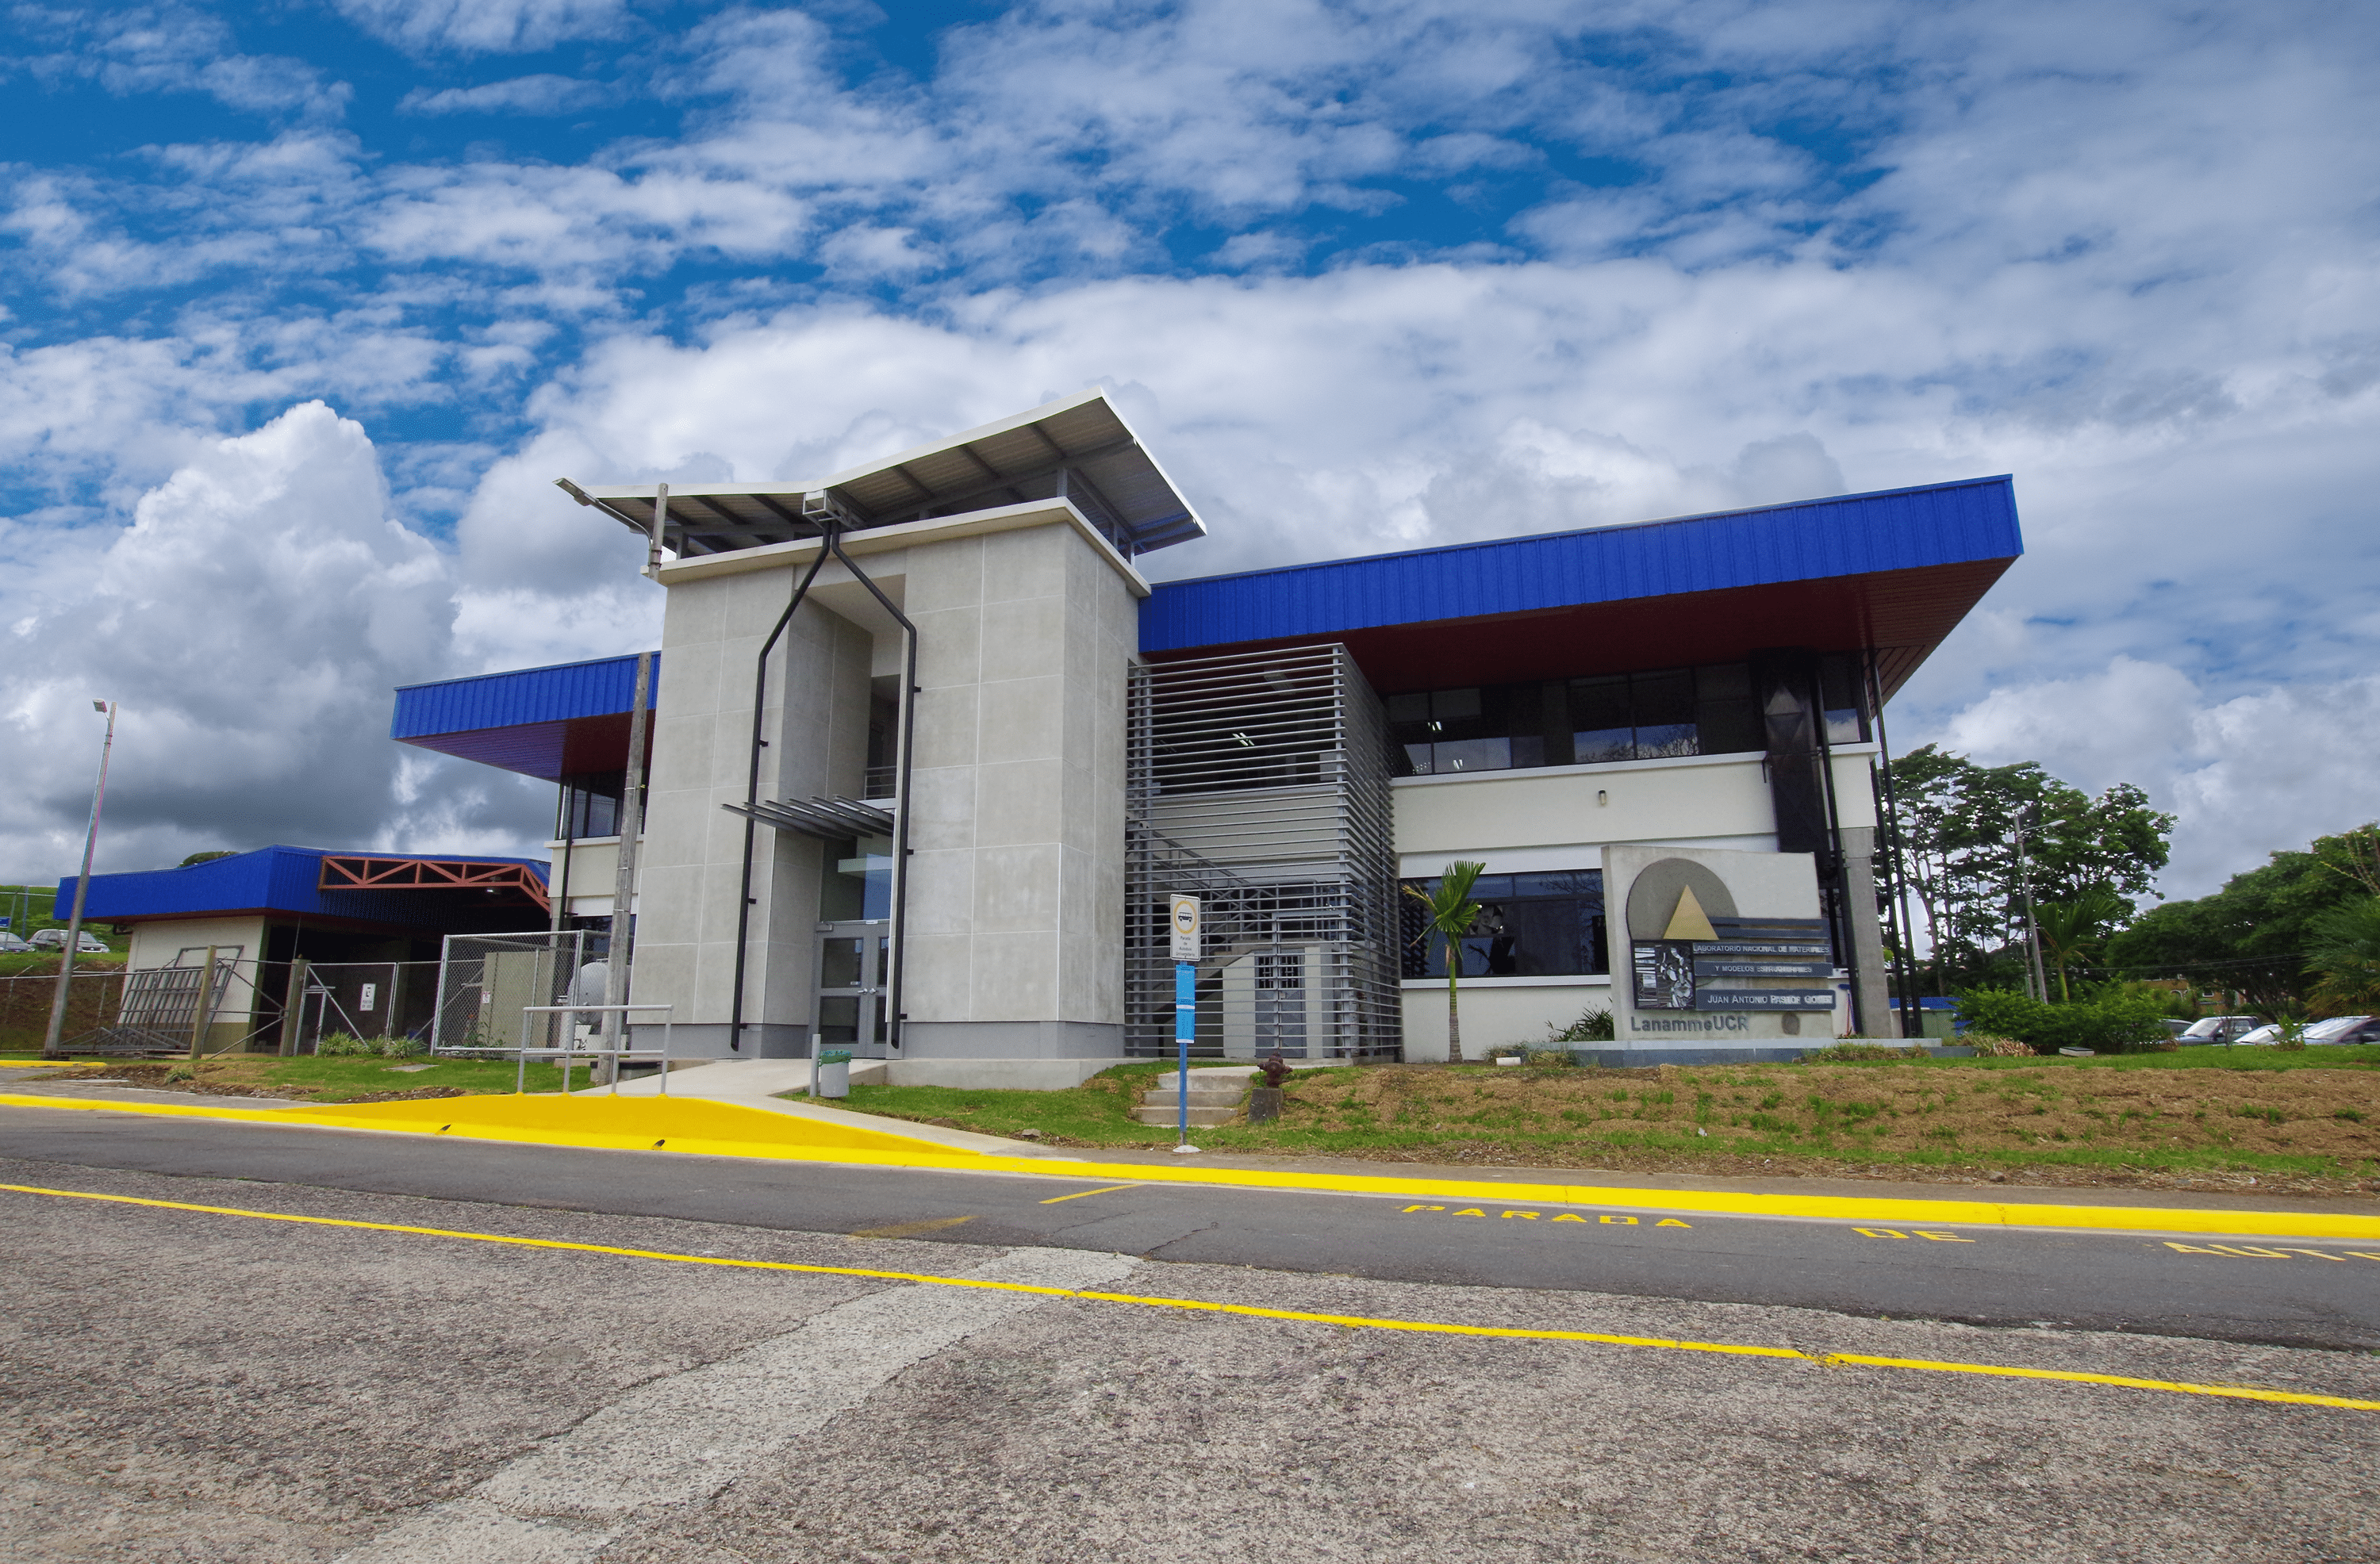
(825, 1051, 2380, 1195)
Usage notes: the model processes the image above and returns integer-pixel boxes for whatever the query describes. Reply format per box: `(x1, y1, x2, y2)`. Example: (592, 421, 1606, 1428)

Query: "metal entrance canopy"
(559, 389, 1205, 561)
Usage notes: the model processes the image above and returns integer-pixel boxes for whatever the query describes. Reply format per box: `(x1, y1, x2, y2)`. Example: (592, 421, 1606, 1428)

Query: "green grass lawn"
(802, 1049, 2380, 1187)
(0, 951, 126, 978)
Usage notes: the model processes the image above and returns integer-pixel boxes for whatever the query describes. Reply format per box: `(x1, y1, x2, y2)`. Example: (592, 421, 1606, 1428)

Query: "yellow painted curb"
(6, 1091, 2378, 1240)
(0, 1091, 969, 1159)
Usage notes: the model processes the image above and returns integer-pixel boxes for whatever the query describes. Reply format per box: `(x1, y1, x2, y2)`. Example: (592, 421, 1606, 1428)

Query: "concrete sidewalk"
(571, 1060, 1067, 1158)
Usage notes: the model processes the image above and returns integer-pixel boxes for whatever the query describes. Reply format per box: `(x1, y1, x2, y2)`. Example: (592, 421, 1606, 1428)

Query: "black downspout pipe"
(727, 524, 839, 1053)
(1808, 663, 1857, 1037)
(820, 530, 918, 1051)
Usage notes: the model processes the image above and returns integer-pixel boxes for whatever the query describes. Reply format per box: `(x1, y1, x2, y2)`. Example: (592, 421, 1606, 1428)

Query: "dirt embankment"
(17, 1062, 468, 1105)
(1262, 1063, 2380, 1194)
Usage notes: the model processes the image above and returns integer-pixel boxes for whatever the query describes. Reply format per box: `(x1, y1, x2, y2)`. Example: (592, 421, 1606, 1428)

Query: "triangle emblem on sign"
(1663, 885, 1719, 941)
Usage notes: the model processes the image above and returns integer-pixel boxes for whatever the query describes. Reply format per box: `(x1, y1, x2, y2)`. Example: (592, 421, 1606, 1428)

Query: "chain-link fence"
(432, 931, 604, 1055)
(0, 968, 127, 1052)
(2, 955, 455, 1056)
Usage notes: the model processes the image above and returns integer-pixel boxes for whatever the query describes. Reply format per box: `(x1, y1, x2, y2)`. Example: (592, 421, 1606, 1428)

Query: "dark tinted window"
(1818, 653, 1871, 744)
(1401, 870, 1607, 978)
(1388, 661, 1793, 776)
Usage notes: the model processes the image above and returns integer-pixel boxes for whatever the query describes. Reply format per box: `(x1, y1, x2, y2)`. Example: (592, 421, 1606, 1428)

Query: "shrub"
(1966, 1034, 2036, 1057)
(1524, 1048, 1576, 1068)
(1951, 987, 2170, 1054)
(1545, 1007, 1616, 1044)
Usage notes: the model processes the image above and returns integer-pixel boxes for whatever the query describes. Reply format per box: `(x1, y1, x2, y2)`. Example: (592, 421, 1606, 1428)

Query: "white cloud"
(0, 404, 546, 876)
(329, 0, 633, 55)
(1921, 657, 2380, 898)
(10, 6, 351, 120)
(397, 75, 608, 117)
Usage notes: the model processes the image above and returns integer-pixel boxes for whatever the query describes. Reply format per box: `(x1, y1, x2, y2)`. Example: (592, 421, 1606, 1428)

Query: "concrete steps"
(1131, 1082, 1248, 1127)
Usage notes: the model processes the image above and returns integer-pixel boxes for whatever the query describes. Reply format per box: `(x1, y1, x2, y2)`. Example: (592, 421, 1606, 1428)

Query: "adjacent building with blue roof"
(56, 845, 553, 1052)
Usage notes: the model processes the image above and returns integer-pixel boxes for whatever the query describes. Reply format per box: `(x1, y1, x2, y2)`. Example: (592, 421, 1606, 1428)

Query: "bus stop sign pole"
(1169, 895, 1200, 1154)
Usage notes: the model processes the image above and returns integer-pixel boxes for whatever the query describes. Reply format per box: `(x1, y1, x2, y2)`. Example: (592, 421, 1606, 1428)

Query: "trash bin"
(814, 1048, 854, 1099)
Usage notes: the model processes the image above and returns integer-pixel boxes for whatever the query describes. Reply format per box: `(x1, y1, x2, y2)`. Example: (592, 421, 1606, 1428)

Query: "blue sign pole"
(1174, 960, 1193, 1145)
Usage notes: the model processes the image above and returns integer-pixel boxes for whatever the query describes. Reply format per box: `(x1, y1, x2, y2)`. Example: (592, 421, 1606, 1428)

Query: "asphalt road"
(2, 1101, 2377, 1351)
(4, 1152, 2378, 1562)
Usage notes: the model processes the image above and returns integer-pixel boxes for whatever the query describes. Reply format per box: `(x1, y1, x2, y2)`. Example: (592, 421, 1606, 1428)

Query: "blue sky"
(2, 0, 2375, 896)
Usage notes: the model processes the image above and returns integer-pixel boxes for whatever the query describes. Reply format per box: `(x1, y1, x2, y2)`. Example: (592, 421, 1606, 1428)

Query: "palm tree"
(1404, 861, 1486, 1064)
(2307, 898, 2380, 1010)
(2033, 885, 2126, 1002)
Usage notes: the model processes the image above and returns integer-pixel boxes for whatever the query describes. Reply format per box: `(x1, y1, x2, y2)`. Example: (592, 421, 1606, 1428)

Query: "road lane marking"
(1855, 1229, 1979, 1241)
(1040, 1183, 1142, 1205)
(9, 1181, 2376, 1415)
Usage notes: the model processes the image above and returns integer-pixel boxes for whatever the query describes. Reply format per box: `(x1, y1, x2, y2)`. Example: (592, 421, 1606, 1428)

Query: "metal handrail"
(517, 1002, 674, 1095)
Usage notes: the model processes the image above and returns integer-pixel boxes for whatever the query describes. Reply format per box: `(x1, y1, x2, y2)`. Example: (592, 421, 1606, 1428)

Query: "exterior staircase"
(1131, 1068, 1253, 1127)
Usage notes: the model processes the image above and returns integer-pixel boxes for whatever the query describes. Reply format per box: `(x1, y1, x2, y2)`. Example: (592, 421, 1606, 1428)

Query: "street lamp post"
(41, 701, 118, 1060)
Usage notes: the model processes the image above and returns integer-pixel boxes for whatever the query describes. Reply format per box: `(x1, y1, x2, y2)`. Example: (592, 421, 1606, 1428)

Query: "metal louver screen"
(1126, 643, 1401, 1061)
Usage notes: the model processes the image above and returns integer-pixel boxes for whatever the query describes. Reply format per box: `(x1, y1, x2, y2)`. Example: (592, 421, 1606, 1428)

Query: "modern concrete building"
(393, 391, 2022, 1078)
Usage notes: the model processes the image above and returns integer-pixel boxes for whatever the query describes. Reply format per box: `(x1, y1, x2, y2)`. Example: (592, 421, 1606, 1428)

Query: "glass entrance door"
(813, 919, 891, 1057)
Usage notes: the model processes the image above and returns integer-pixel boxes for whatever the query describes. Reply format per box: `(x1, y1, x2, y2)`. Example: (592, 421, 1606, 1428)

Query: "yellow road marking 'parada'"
(6, 1182, 2374, 1414)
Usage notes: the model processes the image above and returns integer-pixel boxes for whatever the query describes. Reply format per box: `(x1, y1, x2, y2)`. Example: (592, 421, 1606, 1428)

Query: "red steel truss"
(317, 856, 550, 913)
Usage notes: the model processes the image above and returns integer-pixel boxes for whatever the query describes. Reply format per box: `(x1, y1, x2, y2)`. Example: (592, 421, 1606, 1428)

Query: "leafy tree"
(2102, 825, 2378, 1011)
(178, 851, 236, 867)
(1885, 746, 2173, 993)
(1403, 861, 1485, 1064)
(2305, 898, 2380, 1011)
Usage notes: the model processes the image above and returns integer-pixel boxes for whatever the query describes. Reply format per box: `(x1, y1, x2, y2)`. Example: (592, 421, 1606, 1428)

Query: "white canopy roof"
(561, 389, 1205, 560)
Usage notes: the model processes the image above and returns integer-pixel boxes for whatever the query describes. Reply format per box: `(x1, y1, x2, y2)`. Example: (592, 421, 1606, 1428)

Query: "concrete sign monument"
(1603, 844, 1844, 1052)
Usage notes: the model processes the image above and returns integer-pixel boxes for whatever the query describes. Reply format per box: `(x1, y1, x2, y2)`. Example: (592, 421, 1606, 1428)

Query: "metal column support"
(601, 651, 653, 1049)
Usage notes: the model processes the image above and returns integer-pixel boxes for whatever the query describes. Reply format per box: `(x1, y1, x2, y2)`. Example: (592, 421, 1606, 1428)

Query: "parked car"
(28, 929, 109, 953)
(2176, 1015, 2266, 1045)
(2232, 1016, 2379, 1046)
(0, 932, 32, 953)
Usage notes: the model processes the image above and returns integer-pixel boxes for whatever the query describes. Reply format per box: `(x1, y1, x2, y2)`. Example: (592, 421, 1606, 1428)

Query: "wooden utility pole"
(186, 945, 220, 1062)
(278, 956, 309, 1057)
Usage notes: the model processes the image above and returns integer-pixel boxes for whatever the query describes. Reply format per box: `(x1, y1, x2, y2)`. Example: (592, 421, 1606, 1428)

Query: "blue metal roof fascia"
(61, 845, 550, 923)
(1138, 477, 2021, 652)
(391, 652, 658, 741)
